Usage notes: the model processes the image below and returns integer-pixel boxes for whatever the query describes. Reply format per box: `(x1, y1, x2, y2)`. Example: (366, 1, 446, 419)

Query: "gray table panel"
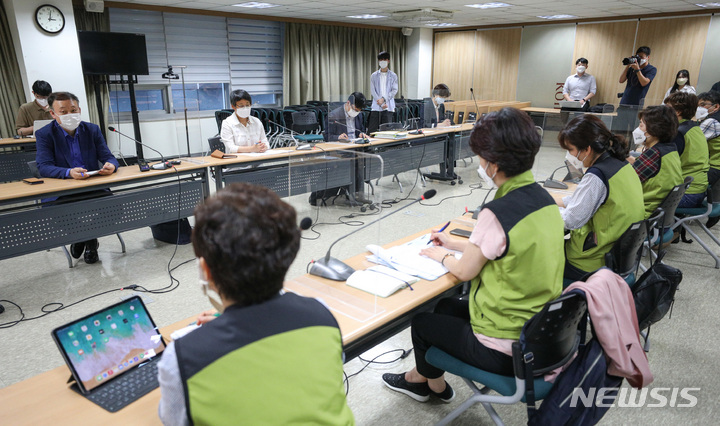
(0, 151, 37, 182)
(0, 180, 204, 260)
(453, 130, 474, 161)
(365, 136, 446, 180)
(221, 157, 354, 197)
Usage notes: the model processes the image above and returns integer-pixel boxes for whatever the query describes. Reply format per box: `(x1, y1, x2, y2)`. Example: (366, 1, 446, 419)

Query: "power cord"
(343, 348, 413, 396)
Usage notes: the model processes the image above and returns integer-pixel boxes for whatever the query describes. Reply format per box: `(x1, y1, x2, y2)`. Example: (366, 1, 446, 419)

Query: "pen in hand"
(427, 221, 451, 245)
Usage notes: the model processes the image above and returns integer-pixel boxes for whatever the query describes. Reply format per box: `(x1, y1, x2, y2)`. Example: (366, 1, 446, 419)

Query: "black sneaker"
(430, 381, 455, 403)
(382, 373, 430, 402)
(707, 216, 719, 229)
(84, 239, 99, 264)
(70, 242, 85, 259)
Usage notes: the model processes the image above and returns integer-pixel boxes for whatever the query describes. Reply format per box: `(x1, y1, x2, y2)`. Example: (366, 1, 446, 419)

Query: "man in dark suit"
(324, 91, 368, 141)
(35, 91, 119, 264)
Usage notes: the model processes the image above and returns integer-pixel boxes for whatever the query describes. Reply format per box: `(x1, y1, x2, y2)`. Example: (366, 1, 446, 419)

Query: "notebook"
(558, 100, 583, 109)
(346, 265, 420, 297)
(32, 119, 53, 138)
(50, 296, 166, 412)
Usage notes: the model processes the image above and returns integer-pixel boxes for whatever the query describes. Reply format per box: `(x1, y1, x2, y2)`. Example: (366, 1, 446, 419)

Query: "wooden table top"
(0, 217, 474, 423)
(0, 136, 35, 146)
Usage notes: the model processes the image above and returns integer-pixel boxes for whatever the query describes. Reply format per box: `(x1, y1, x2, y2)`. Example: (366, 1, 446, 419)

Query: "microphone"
(299, 217, 312, 231)
(543, 165, 569, 189)
(108, 127, 171, 170)
(470, 88, 480, 121)
(268, 121, 299, 136)
(401, 96, 422, 134)
(309, 189, 437, 281)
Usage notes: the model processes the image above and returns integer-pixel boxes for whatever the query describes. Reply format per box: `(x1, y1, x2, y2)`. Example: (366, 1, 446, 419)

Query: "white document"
(346, 265, 419, 297)
(240, 149, 293, 157)
(365, 234, 460, 281)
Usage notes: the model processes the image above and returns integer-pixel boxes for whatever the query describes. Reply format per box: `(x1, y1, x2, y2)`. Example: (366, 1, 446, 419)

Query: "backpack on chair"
(632, 250, 682, 331)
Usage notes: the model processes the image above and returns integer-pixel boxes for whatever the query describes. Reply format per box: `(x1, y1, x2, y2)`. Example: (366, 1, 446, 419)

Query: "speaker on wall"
(401, 27, 413, 37)
(84, 0, 104, 13)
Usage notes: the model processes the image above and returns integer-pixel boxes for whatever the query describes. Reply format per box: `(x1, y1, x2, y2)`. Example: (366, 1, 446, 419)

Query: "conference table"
(0, 217, 473, 424)
(0, 136, 36, 183)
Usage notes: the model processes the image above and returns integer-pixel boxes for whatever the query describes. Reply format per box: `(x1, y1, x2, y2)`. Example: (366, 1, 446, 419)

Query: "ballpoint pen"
(427, 221, 451, 245)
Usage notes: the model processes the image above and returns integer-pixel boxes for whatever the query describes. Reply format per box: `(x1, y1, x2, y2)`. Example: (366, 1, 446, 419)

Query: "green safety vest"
(640, 142, 683, 218)
(676, 119, 709, 194)
(174, 293, 354, 426)
(469, 170, 564, 340)
(566, 153, 644, 274)
(706, 110, 720, 170)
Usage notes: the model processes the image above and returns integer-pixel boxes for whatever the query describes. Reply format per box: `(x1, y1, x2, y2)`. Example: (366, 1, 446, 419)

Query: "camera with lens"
(622, 55, 640, 65)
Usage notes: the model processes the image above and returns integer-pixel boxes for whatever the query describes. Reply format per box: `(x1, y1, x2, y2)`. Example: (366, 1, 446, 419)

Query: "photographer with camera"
(619, 46, 657, 106)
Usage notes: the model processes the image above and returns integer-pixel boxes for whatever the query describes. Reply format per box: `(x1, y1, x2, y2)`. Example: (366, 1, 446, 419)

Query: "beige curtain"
(283, 23, 407, 106)
(73, 6, 110, 131)
(0, 2, 25, 138)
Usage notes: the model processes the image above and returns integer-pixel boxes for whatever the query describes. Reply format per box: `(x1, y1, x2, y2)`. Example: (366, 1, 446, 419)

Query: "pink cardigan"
(565, 268, 654, 388)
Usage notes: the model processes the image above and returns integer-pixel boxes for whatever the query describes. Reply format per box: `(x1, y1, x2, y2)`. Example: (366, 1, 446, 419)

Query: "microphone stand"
(108, 126, 171, 170)
(470, 88, 480, 121)
(309, 189, 437, 281)
(543, 165, 569, 189)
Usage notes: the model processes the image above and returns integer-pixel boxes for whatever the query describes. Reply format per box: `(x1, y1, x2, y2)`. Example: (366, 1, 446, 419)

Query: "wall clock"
(35, 4, 65, 34)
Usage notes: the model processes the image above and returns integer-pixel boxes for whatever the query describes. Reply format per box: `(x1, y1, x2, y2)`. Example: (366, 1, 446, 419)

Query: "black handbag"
(632, 252, 682, 331)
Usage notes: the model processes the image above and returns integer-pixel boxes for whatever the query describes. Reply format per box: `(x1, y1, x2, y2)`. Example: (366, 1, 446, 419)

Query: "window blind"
(228, 18, 283, 95)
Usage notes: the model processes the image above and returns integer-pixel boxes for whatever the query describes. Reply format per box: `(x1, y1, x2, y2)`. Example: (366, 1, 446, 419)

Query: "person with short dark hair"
(157, 183, 354, 425)
(35, 91, 120, 264)
(557, 114, 644, 283)
(664, 91, 709, 208)
(15, 80, 53, 136)
(562, 57, 596, 111)
(325, 92, 368, 141)
(382, 108, 564, 404)
(619, 46, 656, 106)
(663, 69, 696, 101)
(220, 89, 269, 153)
(628, 105, 683, 218)
(697, 91, 720, 187)
(369, 51, 398, 133)
(421, 84, 452, 128)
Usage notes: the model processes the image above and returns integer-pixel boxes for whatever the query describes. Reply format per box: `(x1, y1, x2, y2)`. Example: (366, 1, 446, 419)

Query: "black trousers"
(708, 167, 720, 186)
(367, 110, 394, 134)
(411, 297, 514, 379)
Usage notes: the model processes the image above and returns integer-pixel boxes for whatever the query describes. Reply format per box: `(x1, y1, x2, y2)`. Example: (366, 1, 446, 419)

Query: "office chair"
(673, 181, 720, 268)
(641, 177, 692, 270)
(378, 122, 404, 131)
(214, 109, 233, 133)
(604, 218, 649, 287)
(26, 161, 126, 269)
(207, 136, 225, 153)
(290, 110, 324, 144)
(425, 292, 586, 426)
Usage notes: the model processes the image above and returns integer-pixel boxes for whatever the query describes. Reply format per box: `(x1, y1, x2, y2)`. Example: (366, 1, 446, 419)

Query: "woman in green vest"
(558, 114, 644, 283)
(627, 105, 683, 218)
(697, 91, 720, 187)
(382, 108, 564, 404)
(665, 91, 710, 208)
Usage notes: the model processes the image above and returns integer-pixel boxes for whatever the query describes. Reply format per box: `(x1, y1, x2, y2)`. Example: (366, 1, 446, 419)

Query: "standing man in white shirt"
(220, 89, 269, 153)
(562, 58, 596, 112)
(369, 51, 399, 133)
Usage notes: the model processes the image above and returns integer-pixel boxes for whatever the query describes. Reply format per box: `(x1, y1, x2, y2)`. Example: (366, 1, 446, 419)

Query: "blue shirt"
(620, 64, 657, 106)
(56, 121, 86, 177)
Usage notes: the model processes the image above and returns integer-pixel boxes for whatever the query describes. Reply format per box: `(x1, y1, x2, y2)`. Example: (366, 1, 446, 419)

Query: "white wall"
(406, 28, 433, 99)
(3, 0, 89, 114)
(516, 24, 577, 108)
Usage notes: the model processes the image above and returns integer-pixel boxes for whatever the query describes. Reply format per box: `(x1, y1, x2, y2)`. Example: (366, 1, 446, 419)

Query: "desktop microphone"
(108, 126, 171, 170)
(470, 88, 480, 121)
(543, 165, 569, 189)
(309, 189, 437, 281)
(300, 217, 312, 231)
(401, 96, 422, 134)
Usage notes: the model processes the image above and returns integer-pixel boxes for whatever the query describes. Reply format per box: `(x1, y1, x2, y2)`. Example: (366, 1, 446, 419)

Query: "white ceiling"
(109, 0, 719, 28)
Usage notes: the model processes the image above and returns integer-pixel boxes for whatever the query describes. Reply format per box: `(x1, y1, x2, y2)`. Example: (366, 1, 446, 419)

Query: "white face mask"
(639, 58, 647, 65)
(695, 106, 709, 121)
(435, 97, 445, 105)
(565, 150, 586, 170)
(347, 107, 360, 118)
(477, 162, 496, 189)
(632, 126, 647, 145)
(58, 113, 82, 131)
(36, 97, 48, 108)
(576, 66, 586, 74)
(197, 258, 224, 313)
(236, 106, 251, 119)
(379, 60, 389, 69)
(676, 77, 688, 86)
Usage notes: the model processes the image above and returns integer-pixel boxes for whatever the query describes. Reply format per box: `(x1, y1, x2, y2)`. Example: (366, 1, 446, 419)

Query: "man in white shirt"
(369, 51, 399, 133)
(562, 58, 596, 112)
(220, 89, 269, 153)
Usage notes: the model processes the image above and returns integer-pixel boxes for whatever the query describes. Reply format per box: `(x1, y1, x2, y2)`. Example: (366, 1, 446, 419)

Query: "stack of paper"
(365, 234, 460, 281)
(372, 131, 408, 139)
(346, 265, 420, 297)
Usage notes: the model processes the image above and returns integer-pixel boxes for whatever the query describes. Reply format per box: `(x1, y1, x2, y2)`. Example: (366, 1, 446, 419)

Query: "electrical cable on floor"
(343, 348, 413, 396)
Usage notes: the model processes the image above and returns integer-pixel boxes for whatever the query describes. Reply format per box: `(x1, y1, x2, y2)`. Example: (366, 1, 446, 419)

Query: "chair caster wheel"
(458, 179, 463, 184)
(369, 204, 376, 210)
(361, 206, 367, 212)
(451, 181, 456, 185)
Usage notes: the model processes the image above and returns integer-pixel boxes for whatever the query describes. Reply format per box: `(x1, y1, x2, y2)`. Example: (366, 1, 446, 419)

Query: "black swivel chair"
(214, 109, 234, 133)
(378, 122, 404, 131)
(604, 218, 649, 287)
(208, 136, 225, 153)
